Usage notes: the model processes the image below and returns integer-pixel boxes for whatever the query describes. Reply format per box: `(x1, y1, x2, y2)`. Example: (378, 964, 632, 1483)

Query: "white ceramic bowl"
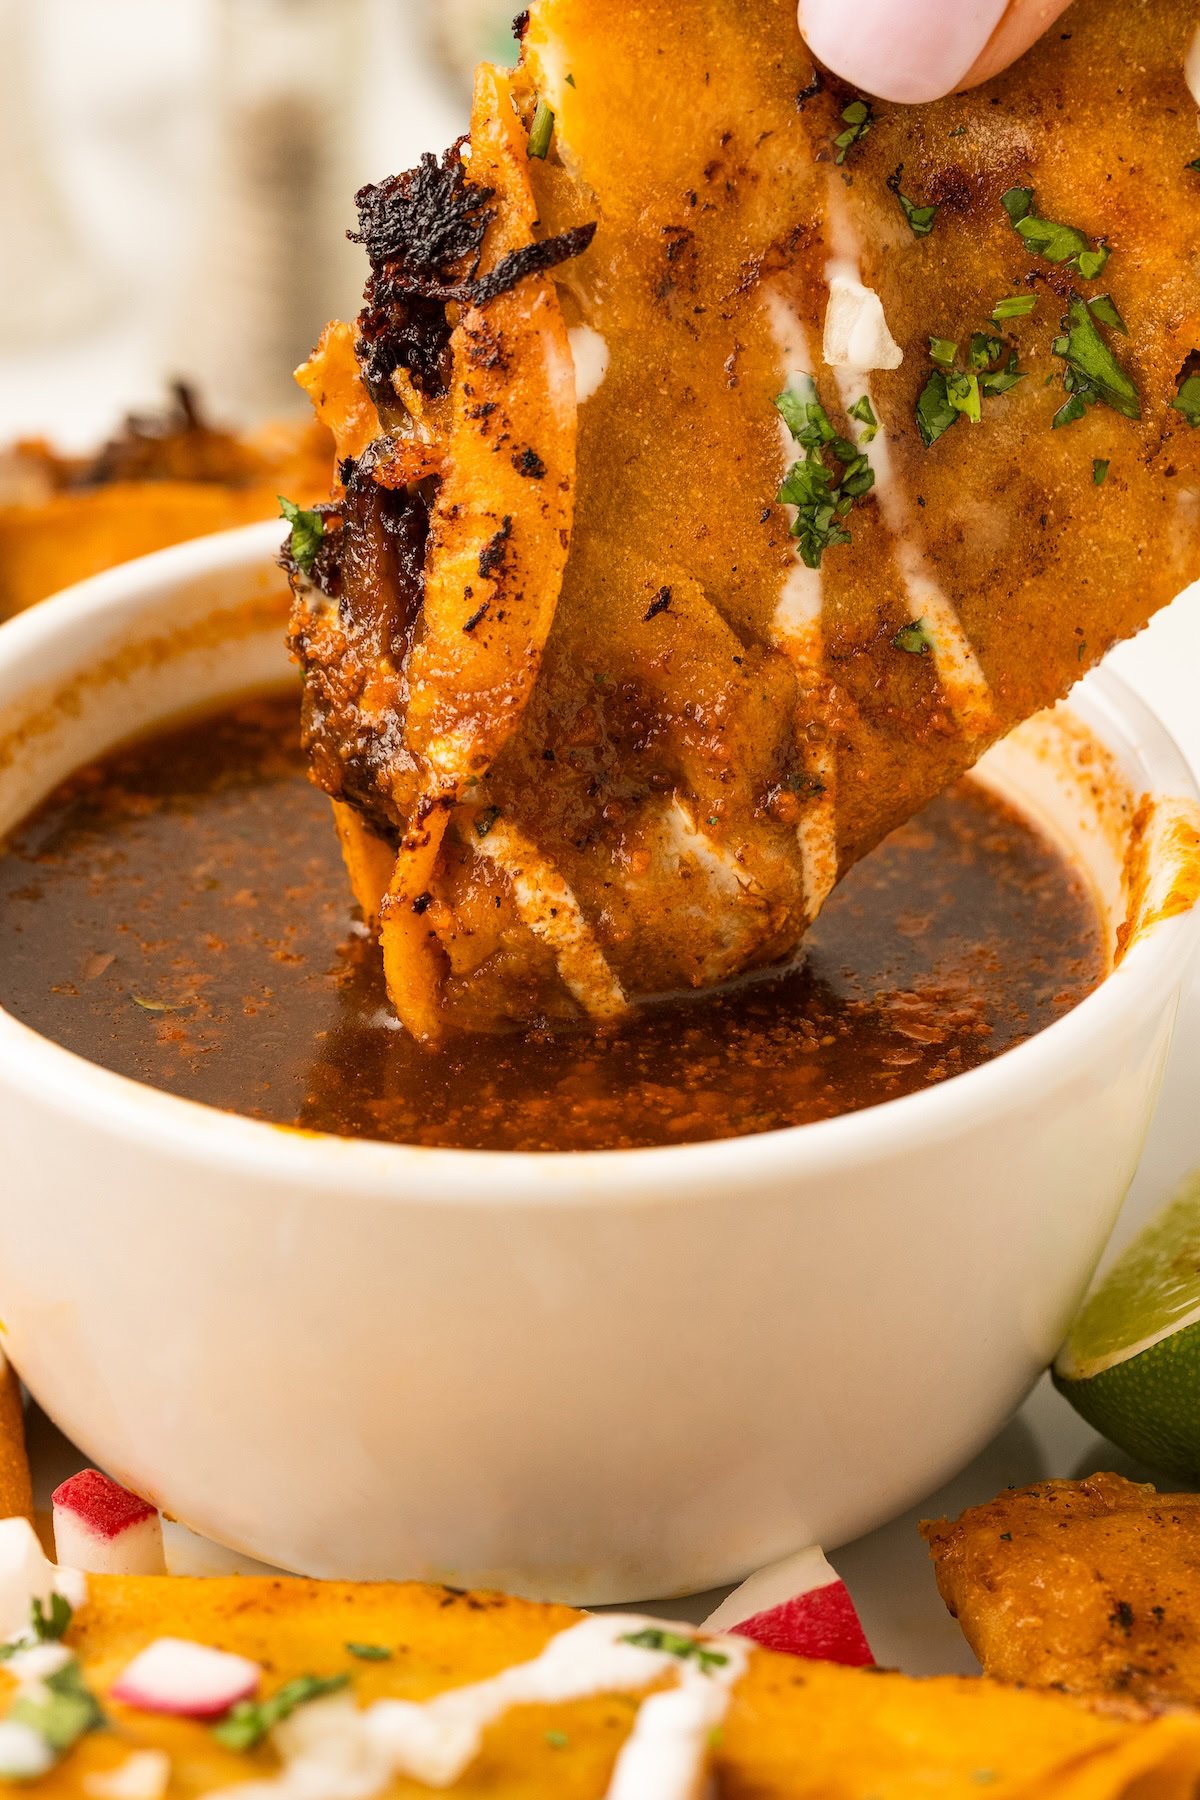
(1, 520, 1198, 1604)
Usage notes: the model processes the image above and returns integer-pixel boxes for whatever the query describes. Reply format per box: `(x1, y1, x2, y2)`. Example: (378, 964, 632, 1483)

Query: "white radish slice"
(0, 1515, 84, 1640)
(52, 1470, 165, 1577)
(111, 1638, 261, 1718)
(0, 1720, 55, 1779)
(702, 1543, 873, 1665)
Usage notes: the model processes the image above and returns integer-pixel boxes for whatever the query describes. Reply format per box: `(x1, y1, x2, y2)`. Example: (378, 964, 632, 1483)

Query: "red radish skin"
(52, 1471, 156, 1539)
(111, 1638, 261, 1718)
(52, 1469, 165, 1576)
(701, 1543, 874, 1667)
(732, 1582, 875, 1665)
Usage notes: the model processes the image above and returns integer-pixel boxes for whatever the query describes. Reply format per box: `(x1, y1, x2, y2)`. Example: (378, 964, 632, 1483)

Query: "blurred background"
(0, 0, 518, 446)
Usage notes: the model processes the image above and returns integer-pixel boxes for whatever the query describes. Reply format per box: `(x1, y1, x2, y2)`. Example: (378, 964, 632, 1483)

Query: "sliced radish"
(111, 1638, 261, 1718)
(0, 1719, 55, 1780)
(0, 1516, 84, 1640)
(52, 1470, 165, 1576)
(702, 1543, 873, 1666)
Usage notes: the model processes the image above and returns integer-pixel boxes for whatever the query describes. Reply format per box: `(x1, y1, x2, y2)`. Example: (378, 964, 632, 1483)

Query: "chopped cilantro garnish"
(1000, 187, 1109, 279)
(834, 98, 872, 165)
(946, 369, 982, 425)
(774, 379, 875, 568)
(917, 332, 1025, 445)
(620, 1628, 730, 1676)
(1050, 293, 1141, 428)
(8, 1659, 104, 1757)
(0, 1596, 75, 1664)
(775, 379, 835, 445)
(527, 95, 555, 160)
(1092, 458, 1110, 485)
(31, 1596, 73, 1643)
(1171, 373, 1200, 428)
(992, 294, 1037, 321)
(893, 620, 934, 655)
(916, 371, 959, 447)
(1087, 293, 1127, 335)
(213, 1674, 350, 1753)
(848, 394, 878, 443)
(564, 72, 576, 88)
(980, 350, 1026, 397)
(886, 167, 938, 238)
(345, 1642, 392, 1661)
(546, 1729, 570, 1749)
(1188, 158, 1200, 173)
(279, 496, 325, 575)
(969, 332, 1003, 371)
(948, 124, 967, 138)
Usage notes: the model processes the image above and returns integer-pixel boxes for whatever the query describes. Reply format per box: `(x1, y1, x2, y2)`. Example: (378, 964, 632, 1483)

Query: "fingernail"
(798, 0, 1010, 103)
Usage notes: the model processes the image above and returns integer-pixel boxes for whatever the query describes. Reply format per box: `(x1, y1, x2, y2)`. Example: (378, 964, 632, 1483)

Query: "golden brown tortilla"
(16, 1571, 1200, 1796)
(924, 1473, 1200, 1709)
(287, 0, 1200, 1039)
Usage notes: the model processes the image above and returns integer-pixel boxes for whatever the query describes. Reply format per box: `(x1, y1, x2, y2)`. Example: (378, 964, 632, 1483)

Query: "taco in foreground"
(8, 1557, 1200, 1796)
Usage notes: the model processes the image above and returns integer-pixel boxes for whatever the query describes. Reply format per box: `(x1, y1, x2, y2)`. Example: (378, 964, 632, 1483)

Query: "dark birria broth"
(0, 691, 1105, 1152)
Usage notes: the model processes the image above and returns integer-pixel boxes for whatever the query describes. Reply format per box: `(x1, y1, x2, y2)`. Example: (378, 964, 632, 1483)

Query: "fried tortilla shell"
(923, 1473, 1200, 1710)
(0, 1355, 31, 1526)
(16, 1570, 1200, 1796)
(0, 388, 331, 620)
(288, 0, 1200, 1038)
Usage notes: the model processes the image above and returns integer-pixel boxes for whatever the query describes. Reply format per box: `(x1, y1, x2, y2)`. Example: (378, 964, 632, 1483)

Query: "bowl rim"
(0, 519, 1197, 1205)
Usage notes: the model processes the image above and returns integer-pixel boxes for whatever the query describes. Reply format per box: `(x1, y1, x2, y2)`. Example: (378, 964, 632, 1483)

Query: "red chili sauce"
(0, 691, 1105, 1151)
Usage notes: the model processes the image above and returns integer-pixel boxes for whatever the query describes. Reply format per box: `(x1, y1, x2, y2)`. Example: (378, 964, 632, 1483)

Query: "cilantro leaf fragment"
(1088, 293, 1127, 335)
(980, 351, 1026, 398)
(969, 332, 1003, 371)
(214, 1674, 350, 1753)
(917, 332, 1025, 447)
(0, 1595, 75, 1664)
(1050, 293, 1141, 428)
(916, 371, 959, 447)
(527, 95, 554, 160)
(893, 620, 934, 655)
(620, 1628, 730, 1676)
(1172, 373, 1200, 428)
(886, 167, 938, 238)
(31, 1596, 73, 1644)
(279, 496, 325, 576)
(345, 1642, 392, 1661)
(992, 294, 1036, 321)
(834, 99, 872, 165)
(1188, 158, 1200, 174)
(1092, 458, 1110, 485)
(946, 369, 982, 425)
(1000, 187, 1109, 280)
(546, 1729, 570, 1749)
(848, 394, 878, 442)
(8, 1659, 104, 1757)
(774, 379, 875, 568)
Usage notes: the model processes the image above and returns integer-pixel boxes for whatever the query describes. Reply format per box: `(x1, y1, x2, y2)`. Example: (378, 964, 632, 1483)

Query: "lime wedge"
(1054, 1171, 1200, 1480)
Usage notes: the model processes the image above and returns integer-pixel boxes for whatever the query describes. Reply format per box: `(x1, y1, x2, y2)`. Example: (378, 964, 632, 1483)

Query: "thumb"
(797, 0, 1075, 105)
